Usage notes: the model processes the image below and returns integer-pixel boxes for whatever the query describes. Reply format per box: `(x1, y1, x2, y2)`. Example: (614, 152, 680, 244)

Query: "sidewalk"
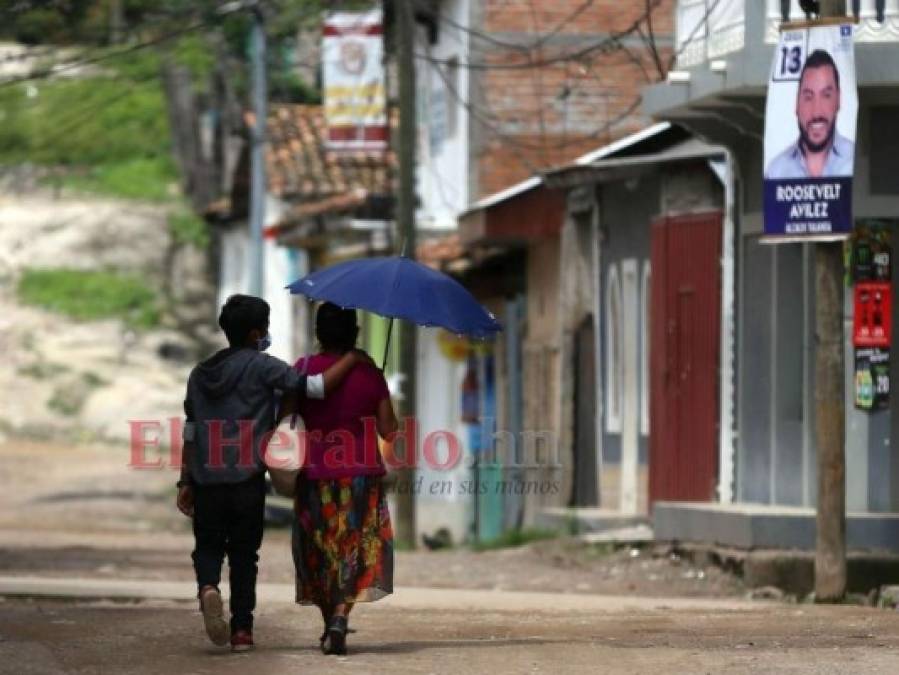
(0, 575, 759, 613)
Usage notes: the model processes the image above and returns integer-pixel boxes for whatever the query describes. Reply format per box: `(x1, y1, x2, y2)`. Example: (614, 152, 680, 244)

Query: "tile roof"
(259, 104, 396, 219)
(417, 234, 464, 269)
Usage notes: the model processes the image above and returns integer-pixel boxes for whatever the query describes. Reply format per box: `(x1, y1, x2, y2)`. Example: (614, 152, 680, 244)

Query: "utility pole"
(249, 4, 267, 297)
(814, 0, 848, 603)
(108, 0, 124, 45)
(395, 0, 417, 549)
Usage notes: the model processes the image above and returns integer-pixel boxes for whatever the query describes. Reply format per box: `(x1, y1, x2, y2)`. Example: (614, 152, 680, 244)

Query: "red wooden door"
(649, 212, 722, 504)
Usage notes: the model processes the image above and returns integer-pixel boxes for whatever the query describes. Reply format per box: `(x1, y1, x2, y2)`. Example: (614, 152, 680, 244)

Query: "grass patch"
(471, 527, 559, 552)
(169, 208, 210, 248)
(17, 267, 160, 329)
(45, 157, 177, 202)
(17, 361, 70, 380)
(0, 52, 179, 203)
(0, 74, 169, 167)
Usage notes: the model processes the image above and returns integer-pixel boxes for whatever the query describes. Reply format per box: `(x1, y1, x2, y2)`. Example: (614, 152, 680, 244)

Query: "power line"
(667, 0, 724, 70)
(0, 4, 252, 91)
(429, 49, 645, 153)
(419, 0, 725, 165)
(415, 3, 530, 54)
(640, 0, 666, 79)
(0, 2, 237, 70)
(530, 0, 596, 50)
(12, 71, 166, 157)
(426, 53, 539, 175)
(2, 1, 330, 164)
(421, 0, 664, 71)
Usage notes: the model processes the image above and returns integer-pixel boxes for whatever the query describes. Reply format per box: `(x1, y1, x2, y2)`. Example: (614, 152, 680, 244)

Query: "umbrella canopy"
(286, 256, 502, 339)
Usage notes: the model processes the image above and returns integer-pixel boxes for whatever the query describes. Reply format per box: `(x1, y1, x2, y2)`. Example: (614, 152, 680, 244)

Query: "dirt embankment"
(0, 190, 218, 444)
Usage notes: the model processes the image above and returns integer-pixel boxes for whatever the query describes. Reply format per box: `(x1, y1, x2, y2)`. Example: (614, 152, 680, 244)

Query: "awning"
(542, 137, 727, 189)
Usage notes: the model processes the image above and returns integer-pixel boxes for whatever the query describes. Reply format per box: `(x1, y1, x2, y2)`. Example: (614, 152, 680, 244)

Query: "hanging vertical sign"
(852, 225, 892, 411)
(762, 23, 857, 242)
(322, 9, 387, 150)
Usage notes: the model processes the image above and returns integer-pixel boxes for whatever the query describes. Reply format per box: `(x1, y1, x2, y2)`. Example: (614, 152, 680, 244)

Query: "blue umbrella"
(287, 256, 502, 368)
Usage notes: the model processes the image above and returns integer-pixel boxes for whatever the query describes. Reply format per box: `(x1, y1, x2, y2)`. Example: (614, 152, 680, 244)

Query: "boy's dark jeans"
(192, 473, 266, 633)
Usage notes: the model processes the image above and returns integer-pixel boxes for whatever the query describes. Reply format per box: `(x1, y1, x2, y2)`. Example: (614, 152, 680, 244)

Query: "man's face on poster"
(796, 63, 841, 154)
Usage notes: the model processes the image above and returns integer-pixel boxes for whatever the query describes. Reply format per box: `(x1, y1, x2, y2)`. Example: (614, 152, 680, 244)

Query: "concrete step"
(654, 501, 899, 552)
(536, 507, 650, 535)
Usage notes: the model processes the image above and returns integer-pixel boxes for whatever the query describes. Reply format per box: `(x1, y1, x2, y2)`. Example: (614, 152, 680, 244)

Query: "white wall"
(415, 327, 472, 544)
(216, 195, 295, 361)
(415, 0, 470, 229)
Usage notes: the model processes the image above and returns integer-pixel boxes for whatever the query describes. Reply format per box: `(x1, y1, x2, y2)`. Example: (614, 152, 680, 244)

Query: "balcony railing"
(766, 0, 899, 42)
(676, 0, 745, 67)
(676, 0, 899, 69)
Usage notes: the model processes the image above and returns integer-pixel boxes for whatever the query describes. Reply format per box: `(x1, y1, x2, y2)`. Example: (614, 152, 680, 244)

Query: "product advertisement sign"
(852, 225, 893, 411)
(855, 347, 890, 411)
(763, 23, 857, 241)
(853, 283, 892, 348)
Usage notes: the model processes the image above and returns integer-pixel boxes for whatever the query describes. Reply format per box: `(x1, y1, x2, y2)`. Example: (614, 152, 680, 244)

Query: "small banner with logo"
(322, 9, 387, 151)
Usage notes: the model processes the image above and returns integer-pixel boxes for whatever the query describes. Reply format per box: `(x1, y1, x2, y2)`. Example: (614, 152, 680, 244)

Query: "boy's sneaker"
(199, 586, 229, 646)
(231, 630, 255, 653)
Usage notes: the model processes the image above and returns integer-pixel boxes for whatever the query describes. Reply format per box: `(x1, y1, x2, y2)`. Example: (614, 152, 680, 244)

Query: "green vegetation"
(0, 1, 332, 202)
(168, 208, 210, 248)
(17, 268, 160, 329)
(0, 47, 178, 202)
(17, 361, 71, 380)
(471, 527, 560, 552)
(44, 157, 177, 202)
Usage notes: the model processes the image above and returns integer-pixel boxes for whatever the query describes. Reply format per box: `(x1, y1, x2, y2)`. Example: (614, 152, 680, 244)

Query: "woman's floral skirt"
(292, 474, 394, 607)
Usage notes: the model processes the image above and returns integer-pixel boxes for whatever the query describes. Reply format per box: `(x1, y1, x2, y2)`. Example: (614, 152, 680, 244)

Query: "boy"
(176, 294, 369, 652)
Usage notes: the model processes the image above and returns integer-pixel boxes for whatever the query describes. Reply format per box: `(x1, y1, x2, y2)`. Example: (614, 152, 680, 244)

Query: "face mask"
(256, 332, 272, 352)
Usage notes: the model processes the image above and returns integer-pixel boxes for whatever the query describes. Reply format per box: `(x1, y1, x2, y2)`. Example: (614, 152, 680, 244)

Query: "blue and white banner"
(763, 23, 857, 242)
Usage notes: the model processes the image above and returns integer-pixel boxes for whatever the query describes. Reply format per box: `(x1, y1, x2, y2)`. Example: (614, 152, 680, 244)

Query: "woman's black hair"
(316, 302, 359, 353)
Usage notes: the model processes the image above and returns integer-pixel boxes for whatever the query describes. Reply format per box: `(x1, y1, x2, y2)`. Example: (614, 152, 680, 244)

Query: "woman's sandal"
(320, 625, 354, 644)
(321, 615, 348, 655)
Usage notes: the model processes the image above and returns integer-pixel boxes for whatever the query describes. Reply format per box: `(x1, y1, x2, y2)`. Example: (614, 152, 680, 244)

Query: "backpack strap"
(290, 355, 310, 430)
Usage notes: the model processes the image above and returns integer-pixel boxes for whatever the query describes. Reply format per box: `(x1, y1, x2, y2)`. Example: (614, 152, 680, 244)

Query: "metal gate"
(649, 212, 722, 504)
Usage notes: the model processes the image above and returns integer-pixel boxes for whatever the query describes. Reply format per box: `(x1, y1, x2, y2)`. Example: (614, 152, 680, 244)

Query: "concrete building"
(410, 0, 677, 544)
(643, 0, 899, 551)
(455, 124, 730, 537)
(208, 104, 397, 363)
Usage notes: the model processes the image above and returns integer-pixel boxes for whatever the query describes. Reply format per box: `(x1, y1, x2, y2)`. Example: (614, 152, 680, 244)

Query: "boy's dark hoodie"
(184, 347, 307, 485)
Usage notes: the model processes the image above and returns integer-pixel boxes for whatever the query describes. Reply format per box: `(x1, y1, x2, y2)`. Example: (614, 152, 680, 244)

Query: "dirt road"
(5, 438, 899, 673)
(0, 438, 743, 598)
(2, 593, 899, 674)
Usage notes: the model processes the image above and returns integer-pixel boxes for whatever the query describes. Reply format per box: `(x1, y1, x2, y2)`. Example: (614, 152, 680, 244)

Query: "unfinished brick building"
(467, 0, 675, 196)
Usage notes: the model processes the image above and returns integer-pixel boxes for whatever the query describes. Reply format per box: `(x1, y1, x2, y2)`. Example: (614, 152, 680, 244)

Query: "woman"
(290, 302, 398, 655)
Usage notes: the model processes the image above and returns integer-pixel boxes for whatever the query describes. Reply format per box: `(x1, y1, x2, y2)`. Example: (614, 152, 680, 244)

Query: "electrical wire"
(0, 4, 251, 90)
(420, 0, 664, 71)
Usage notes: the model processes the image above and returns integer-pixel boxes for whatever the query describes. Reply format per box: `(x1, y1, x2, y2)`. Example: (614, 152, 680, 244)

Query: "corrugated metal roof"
(460, 122, 673, 217)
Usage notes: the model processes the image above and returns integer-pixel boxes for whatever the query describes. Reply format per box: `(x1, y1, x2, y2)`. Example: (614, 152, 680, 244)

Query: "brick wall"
(470, 0, 675, 197)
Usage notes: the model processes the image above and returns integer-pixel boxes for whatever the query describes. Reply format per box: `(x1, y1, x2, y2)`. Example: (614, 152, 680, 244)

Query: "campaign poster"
(322, 9, 387, 150)
(763, 24, 857, 242)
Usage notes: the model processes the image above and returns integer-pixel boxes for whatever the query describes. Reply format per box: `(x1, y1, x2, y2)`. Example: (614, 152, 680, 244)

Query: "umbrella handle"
(382, 317, 394, 371)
